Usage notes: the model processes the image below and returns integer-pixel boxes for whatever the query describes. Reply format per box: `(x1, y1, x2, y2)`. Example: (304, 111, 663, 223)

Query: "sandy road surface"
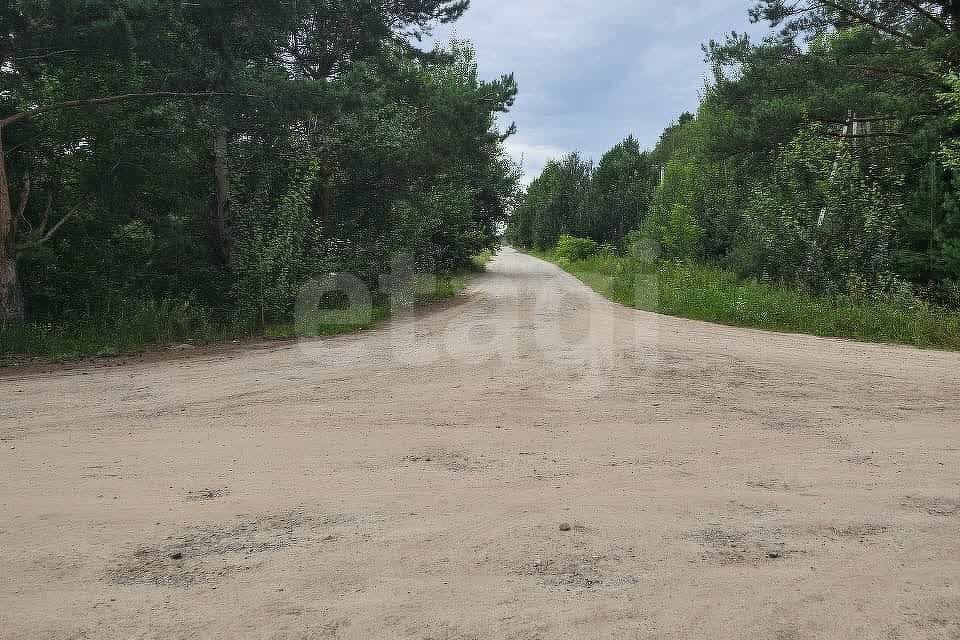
(2, 247, 960, 639)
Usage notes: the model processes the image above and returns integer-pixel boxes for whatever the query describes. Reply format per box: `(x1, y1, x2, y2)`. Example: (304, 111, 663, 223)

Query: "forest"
(0, 0, 518, 354)
(508, 0, 960, 318)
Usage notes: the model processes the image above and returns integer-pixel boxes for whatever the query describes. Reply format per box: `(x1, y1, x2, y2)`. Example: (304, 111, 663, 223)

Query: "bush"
(734, 127, 902, 298)
(597, 243, 619, 258)
(555, 235, 599, 261)
(639, 203, 704, 261)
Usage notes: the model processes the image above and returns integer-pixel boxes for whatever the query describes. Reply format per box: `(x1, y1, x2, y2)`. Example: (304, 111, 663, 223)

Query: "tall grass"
(0, 300, 250, 363)
(533, 250, 960, 351)
(1, 268, 483, 364)
(471, 249, 495, 271)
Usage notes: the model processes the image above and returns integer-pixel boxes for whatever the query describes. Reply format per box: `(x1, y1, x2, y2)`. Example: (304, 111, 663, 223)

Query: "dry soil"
(2, 248, 960, 639)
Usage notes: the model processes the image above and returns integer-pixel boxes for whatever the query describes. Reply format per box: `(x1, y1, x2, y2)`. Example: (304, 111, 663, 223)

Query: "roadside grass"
(531, 250, 960, 351)
(265, 272, 469, 340)
(0, 263, 489, 365)
(472, 249, 495, 271)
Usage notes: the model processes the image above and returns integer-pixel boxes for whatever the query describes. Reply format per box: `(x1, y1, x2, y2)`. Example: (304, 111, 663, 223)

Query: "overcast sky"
(430, 0, 770, 181)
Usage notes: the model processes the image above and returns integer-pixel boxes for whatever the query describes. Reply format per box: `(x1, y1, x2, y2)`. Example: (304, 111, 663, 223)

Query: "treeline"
(0, 0, 518, 329)
(508, 0, 960, 308)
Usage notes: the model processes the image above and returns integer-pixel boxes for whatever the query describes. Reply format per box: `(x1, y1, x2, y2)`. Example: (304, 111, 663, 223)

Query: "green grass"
(0, 267, 485, 365)
(472, 249, 495, 271)
(530, 249, 960, 352)
(265, 273, 469, 340)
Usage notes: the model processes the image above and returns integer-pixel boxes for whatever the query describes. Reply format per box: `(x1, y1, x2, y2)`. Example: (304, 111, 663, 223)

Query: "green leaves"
(735, 126, 904, 296)
(506, 153, 593, 250)
(2, 0, 517, 328)
(511, 0, 960, 308)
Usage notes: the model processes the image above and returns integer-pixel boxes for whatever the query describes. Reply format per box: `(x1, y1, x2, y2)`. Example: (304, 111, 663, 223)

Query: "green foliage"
(638, 124, 707, 261)
(581, 136, 654, 244)
(0, 299, 251, 363)
(1, 1, 519, 354)
(472, 249, 495, 270)
(0, 259, 484, 362)
(534, 250, 960, 352)
(554, 235, 598, 262)
(506, 139, 655, 250)
(506, 153, 592, 249)
(510, 1, 960, 314)
(734, 127, 903, 297)
(637, 203, 704, 261)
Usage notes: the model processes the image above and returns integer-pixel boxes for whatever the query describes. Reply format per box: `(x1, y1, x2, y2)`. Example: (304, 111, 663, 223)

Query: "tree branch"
(14, 172, 29, 224)
(824, 130, 908, 138)
(814, 0, 921, 47)
(37, 206, 76, 245)
(0, 91, 259, 128)
(898, 0, 951, 32)
(14, 49, 82, 61)
(15, 201, 81, 255)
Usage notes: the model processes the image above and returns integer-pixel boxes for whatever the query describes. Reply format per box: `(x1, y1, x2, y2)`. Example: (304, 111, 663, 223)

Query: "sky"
(430, 0, 771, 182)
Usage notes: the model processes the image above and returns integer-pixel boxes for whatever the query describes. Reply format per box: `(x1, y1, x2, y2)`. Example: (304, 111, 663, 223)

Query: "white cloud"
(505, 139, 568, 184)
(430, 0, 770, 181)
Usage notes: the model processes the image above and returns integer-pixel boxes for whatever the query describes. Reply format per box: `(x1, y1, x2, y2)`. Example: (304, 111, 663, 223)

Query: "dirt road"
(3, 247, 960, 639)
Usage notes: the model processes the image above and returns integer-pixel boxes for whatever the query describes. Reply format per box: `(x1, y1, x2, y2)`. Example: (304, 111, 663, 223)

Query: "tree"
(0, 0, 518, 328)
(581, 136, 654, 245)
(506, 153, 592, 249)
(733, 127, 903, 294)
(0, 0, 253, 323)
(752, 0, 960, 41)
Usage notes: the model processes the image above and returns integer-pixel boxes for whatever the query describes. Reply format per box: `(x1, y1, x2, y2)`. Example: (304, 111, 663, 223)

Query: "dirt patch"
(903, 596, 960, 635)
(518, 548, 641, 591)
(185, 487, 232, 502)
(727, 501, 785, 517)
(108, 509, 354, 587)
(841, 453, 880, 467)
(746, 479, 810, 493)
(902, 495, 960, 517)
(825, 523, 890, 540)
(685, 527, 801, 564)
(401, 449, 495, 472)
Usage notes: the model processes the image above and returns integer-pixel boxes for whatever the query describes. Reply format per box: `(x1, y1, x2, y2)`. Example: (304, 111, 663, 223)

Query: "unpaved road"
(2, 248, 960, 639)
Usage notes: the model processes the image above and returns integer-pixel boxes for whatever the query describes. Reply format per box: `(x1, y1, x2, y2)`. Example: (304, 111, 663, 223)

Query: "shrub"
(597, 243, 619, 258)
(555, 235, 598, 261)
(734, 127, 902, 298)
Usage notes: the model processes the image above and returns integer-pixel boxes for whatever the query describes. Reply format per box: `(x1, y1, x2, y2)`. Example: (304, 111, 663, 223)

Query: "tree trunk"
(312, 175, 334, 224)
(0, 254, 23, 326)
(0, 126, 24, 325)
(210, 128, 232, 263)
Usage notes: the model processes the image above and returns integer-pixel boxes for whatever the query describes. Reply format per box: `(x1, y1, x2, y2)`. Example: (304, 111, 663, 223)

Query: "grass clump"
(532, 250, 960, 351)
(471, 249, 495, 271)
(0, 300, 249, 364)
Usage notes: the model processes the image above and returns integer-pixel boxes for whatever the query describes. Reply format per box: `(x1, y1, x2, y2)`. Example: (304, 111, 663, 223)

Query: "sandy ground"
(2, 247, 960, 640)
